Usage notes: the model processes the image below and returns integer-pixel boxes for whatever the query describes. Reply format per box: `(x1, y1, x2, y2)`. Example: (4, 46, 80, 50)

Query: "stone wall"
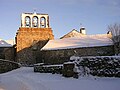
(0, 59, 20, 73)
(0, 48, 5, 59)
(4, 47, 16, 61)
(16, 27, 54, 52)
(15, 27, 54, 65)
(79, 56, 120, 77)
(0, 47, 15, 61)
(111, 35, 120, 55)
(37, 45, 114, 64)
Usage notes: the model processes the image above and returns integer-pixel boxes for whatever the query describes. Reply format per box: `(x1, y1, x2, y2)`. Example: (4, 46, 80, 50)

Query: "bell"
(41, 20, 45, 26)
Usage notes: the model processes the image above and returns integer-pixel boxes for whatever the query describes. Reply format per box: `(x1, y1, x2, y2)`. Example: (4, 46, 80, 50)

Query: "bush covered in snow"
(71, 56, 120, 77)
(34, 64, 63, 74)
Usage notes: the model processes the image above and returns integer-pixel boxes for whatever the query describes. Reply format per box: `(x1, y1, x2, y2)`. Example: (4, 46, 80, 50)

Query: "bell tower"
(15, 12, 54, 65)
(21, 12, 50, 28)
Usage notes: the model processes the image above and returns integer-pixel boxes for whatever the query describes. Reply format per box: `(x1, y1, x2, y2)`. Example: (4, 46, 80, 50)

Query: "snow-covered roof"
(42, 34, 113, 50)
(0, 39, 13, 47)
(5, 39, 15, 45)
(60, 29, 83, 39)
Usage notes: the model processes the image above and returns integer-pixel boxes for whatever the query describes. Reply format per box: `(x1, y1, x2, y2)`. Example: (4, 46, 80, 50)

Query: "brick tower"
(15, 12, 54, 65)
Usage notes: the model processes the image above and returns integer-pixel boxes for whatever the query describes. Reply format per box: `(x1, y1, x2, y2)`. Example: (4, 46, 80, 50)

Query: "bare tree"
(108, 23, 120, 55)
(108, 23, 120, 42)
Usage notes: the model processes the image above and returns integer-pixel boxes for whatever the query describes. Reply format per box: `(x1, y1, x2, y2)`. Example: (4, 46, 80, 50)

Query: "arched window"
(40, 17, 46, 28)
(25, 16, 31, 27)
(33, 16, 38, 27)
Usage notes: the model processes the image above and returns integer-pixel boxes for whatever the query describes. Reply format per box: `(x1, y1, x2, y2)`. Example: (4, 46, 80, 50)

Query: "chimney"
(107, 31, 112, 38)
(80, 27, 86, 35)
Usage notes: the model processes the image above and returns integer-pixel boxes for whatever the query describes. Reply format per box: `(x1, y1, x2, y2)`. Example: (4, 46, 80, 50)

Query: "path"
(0, 67, 49, 90)
(0, 67, 120, 90)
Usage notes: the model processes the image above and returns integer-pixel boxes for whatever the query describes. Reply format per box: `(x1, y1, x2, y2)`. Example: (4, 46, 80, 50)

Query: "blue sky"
(0, 0, 120, 40)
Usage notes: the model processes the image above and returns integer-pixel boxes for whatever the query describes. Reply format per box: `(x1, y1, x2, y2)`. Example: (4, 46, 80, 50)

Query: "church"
(15, 12, 54, 65)
(0, 12, 114, 65)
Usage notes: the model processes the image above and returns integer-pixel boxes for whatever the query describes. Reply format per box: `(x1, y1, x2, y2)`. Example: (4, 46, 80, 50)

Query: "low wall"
(0, 59, 21, 73)
(36, 45, 114, 64)
(79, 56, 120, 77)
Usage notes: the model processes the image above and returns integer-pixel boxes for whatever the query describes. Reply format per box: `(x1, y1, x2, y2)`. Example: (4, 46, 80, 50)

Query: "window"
(33, 16, 38, 27)
(40, 17, 46, 28)
(25, 16, 31, 27)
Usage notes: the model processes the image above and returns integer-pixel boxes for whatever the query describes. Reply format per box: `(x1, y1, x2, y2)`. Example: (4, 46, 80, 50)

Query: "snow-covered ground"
(0, 67, 120, 90)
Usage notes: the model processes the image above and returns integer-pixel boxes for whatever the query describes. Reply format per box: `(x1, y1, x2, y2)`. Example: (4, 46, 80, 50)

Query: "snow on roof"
(0, 39, 13, 47)
(42, 34, 113, 50)
(60, 29, 83, 39)
(5, 39, 15, 45)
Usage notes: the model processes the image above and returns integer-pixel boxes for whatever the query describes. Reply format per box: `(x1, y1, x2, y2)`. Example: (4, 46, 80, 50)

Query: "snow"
(34, 63, 44, 66)
(61, 29, 84, 38)
(0, 59, 20, 65)
(0, 67, 120, 90)
(42, 34, 113, 50)
(0, 39, 12, 47)
(42, 64, 63, 67)
(64, 62, 75, 64)
(5, 39, 15, 46)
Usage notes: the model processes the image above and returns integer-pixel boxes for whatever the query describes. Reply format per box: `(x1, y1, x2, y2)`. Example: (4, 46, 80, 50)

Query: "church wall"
(16, 27, 54, 65)
(37, 45, 114, 64)
(16, 27, 54, 52)
(0, 48, 5, 59)
(4, 47, 16, 61)
(0, 47, 15, 61)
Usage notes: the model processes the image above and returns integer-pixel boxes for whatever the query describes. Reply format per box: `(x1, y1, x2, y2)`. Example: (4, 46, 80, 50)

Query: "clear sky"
(0, 0, 120, 40)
